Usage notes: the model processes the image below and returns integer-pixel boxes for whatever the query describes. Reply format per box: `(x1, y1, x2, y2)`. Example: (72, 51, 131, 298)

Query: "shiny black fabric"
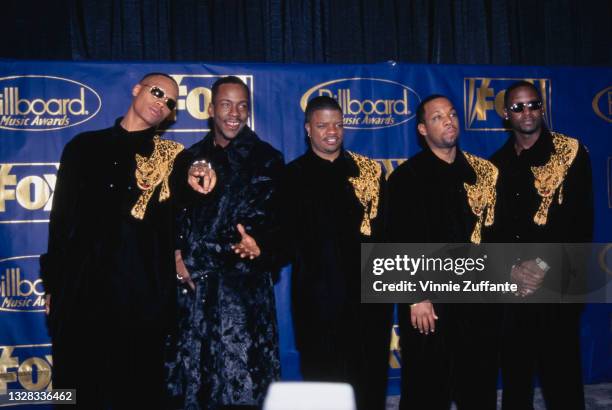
(387, 148, 500, 410)
(387, 149, 481, 244)
(40, 118, 178, 409)
(491, 127, 593, 244)
(166, 127, 283, 410)
(491, 128, 593, 410)
(280, 149, 392, 410)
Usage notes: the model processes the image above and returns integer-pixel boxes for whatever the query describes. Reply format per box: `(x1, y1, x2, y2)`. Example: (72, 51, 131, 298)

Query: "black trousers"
(501, 304, 585, 410)
(298, 303, 393, 410)
(52, 323, 167, 410)
(399, 303, 501, 410)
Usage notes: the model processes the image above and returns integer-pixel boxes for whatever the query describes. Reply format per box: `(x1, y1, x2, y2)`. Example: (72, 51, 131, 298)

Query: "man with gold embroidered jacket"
(279, 96, 392, 410)
(491, 81, 593, 409)
(387, 95, 501, 409)
(40, 73, 185, 408)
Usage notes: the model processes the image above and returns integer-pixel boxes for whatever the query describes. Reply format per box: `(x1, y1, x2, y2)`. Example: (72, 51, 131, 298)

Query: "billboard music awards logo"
(300, 78, 421, 130)
(0, 344, 52, 394)
(464, 78, 552, 131)
(166, 74, 255, 132)
(0, 163, 58, 224)
(592, 86, 612, 123)
(0, 75, 101, 132)
(0, 256, 45, 312)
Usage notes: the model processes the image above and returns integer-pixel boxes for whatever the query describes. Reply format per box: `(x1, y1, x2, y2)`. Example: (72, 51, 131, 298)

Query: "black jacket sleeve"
(40, 137, 81, 296)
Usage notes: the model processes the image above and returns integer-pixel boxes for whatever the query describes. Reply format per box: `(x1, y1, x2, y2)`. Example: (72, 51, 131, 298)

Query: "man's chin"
(518, 126, 541, 136)
(444, 135, 458, 146)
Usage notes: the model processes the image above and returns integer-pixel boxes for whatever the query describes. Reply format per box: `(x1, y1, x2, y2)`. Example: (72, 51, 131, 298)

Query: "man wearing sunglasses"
(491, 80, 593, 409)
(41, 72, 191, 408)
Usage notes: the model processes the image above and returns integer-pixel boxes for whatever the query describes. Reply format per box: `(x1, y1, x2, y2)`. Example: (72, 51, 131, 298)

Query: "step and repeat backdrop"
(0, 59, 610, 399)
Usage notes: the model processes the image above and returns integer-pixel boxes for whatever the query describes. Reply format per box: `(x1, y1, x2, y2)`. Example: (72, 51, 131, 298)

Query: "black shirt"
(490, 128, 593, 244)
(280, 149, 385, 348)
(387, 148, 483, 243)
(490, 128, 593, 297)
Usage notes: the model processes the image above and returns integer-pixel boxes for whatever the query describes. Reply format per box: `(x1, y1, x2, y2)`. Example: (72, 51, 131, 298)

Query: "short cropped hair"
(503, 81, 541, 108)
(211, 76, 250, 104)
(139, 72, 178, 87)
(415, 94, 450, 148)
(304, 96, 342, 124)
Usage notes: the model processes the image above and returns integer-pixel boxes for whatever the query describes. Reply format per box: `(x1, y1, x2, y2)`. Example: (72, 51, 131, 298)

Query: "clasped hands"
(511, 259, 547, 297)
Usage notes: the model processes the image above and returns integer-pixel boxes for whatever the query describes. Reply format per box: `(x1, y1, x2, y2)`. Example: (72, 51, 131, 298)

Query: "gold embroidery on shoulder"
(131, 136, 184, 220)
(347, 151, 382, 236)
(531, 132, 579, 225)
(463, 152, 498, 244)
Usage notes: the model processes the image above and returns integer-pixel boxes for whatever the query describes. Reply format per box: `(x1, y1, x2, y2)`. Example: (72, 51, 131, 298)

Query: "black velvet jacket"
(490, 128, 594, 297)
(280, 149, 386, 348)
(41, 119, 179, 334)
(491, 128, 593, 244)
(166, 127, 284, 409)
(387, 148, 486, 243)
(386, 148, 499, 302)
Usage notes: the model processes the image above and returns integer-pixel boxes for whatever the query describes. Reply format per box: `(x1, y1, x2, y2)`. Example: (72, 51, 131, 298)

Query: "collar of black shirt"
(502, 126, 555, 165)
(305, 148, 359, 178)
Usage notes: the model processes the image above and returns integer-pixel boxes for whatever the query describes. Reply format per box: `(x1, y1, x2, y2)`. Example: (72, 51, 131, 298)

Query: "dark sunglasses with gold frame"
(141, 84, 177, 111)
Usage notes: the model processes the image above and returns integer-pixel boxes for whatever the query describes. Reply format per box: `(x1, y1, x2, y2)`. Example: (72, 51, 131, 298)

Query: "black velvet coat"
(166, 127, 284, 410)
(491, 128, 593, 244)
(386, 147, 501, 409)
(491, 128, 594, 296)
(280, 149, 392, 410)
(40, 119, 180, 408)
(490, 129, 593, 409)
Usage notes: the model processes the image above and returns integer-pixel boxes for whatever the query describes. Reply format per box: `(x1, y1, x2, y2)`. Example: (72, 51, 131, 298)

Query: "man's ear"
(417, 123, 427, 138)
(305, 123, 311, 138)
(132, 84, 143, 97)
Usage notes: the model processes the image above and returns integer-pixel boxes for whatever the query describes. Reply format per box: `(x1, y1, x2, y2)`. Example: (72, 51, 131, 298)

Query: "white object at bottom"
(263, 382, 356, 410)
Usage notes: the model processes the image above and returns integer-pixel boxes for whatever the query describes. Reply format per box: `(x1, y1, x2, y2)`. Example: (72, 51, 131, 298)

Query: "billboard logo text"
(300, 78, 420, 130)
(592, 86, 612, 123)
(0, 256, 45, 313)
(0, 75, 101, 131)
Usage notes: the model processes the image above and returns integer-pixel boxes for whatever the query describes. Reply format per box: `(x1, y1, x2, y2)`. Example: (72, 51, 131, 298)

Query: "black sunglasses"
(142, 84, 177, 110)
(508, 100, 542, 113)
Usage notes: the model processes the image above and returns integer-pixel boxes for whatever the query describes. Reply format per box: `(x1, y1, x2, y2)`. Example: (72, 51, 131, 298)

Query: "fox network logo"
(463, 77, 552, 131)
(0, 163, 58, 224)
(0, 343, 52, 394)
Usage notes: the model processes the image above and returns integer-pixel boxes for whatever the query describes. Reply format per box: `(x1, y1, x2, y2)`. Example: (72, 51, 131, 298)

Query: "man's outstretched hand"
(231, 224, 261, 259)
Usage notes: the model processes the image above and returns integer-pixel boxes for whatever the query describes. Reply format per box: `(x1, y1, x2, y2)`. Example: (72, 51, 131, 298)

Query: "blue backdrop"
(0, 60, 610, 402)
